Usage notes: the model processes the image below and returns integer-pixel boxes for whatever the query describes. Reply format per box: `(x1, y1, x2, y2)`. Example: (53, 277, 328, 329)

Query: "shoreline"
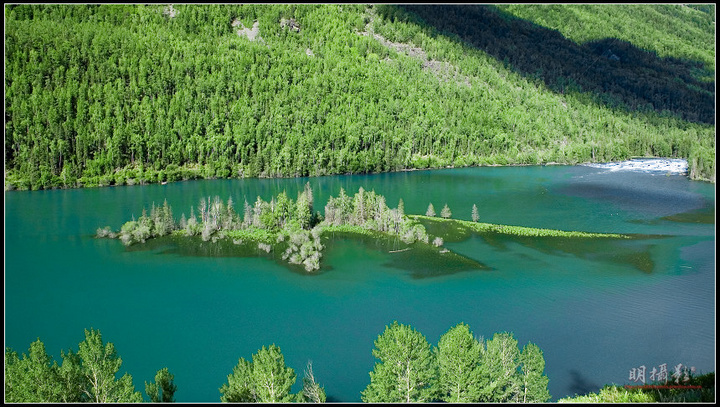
(4, 157, 700, 192)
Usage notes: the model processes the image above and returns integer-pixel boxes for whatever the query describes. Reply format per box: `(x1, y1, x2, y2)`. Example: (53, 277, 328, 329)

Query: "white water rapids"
(581, 158, 688, 174)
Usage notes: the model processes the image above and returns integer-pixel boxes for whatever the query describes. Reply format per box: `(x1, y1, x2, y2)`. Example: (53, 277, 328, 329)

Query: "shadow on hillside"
(384, 5, 715, 125)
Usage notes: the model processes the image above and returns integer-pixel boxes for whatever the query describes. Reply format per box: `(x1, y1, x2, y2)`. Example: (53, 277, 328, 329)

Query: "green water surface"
(4, 165, 715, 401)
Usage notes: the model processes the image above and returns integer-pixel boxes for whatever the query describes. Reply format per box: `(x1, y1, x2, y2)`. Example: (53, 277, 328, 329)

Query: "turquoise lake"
(4, 165, 715, 401)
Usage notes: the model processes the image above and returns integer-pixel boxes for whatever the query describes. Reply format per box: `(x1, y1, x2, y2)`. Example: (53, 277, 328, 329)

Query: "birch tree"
(76, 328, 142, 403)
(479, 332, 521, 402)
(361, 321, 438, 403)
(251, 345, 296, 403)
(435, 323, 485, 402)
(518, 343, 551, 402)
(220, 345, 296, 403)
(300, 361, 327, 403)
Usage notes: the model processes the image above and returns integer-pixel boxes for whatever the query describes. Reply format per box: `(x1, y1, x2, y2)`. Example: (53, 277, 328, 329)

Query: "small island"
(97, 183, 630, 272)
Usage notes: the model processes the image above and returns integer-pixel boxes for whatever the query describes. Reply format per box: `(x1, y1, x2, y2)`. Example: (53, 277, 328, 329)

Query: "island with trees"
(97, 184, 631, 273)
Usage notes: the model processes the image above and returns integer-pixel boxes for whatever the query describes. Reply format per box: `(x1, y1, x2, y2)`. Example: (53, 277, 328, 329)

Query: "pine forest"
(4, 4, 715, 190)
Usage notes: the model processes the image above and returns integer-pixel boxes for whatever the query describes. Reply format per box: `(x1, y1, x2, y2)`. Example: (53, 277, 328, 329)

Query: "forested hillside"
(4, 4, 715, 190)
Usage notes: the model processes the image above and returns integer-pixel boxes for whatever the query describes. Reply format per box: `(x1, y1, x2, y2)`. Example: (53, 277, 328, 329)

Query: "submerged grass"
(661, 205, 715, 224)
(411, 215, 631, 239)
(115, 211, 652, 275)
(321, 229, 491, 279)
(411, 215, 663, 274)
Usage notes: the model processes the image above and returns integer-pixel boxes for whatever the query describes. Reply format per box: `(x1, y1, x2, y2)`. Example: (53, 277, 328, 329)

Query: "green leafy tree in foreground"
(518, 343, 551, 402)
(57, 349, 85, 402)
(435, 323, 485, 402)
(220, 357, 255, 402)
(5, 329, 143, 403)
(220, 344, 296, 403)
(479, 332, 521, 402)
(361, 322, 552, 403)
(4, 339, 63, 402)
(252, 345, 296, 402)
(145, 367, 177, 402)
(361, 321, 438, 403)
(76, 328, 143, 403)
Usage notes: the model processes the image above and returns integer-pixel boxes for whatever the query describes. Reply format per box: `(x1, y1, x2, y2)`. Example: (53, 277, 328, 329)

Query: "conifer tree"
(220, 358, 254, 402)
(440, 203, 452, 219)
(145, 367, 177, 402)
(296, 193, 312, 230)
(426, 203, 436, 217)
(243, 199, 253, 227)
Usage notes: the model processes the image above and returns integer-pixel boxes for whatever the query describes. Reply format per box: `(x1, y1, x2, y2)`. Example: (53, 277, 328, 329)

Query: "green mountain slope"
(4, 4, 715, 190)
(498, 4, 715, 75)
(400, 4, 715, 124)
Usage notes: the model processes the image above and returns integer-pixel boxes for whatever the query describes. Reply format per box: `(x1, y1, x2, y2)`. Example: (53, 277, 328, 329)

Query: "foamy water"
(582, 158, 688, 174)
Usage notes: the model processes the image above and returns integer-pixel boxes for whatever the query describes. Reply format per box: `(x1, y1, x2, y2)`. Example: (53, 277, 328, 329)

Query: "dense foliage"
(361, 321, 551, 403)
(362, 321, 439, 402)
(497, 4, 716, 74)
(145, 368, 177, 403)
(8, 326, 711, 403)
(218, 346, 327, 403)
(219, 345, 298, 403)
(4, 4, 715, 191)
(398, 4, 715, 125)
(4, 328, 147, 403)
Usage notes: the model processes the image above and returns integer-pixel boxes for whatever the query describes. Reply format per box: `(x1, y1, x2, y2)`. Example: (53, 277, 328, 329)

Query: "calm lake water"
(4, 165, 715, 402)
